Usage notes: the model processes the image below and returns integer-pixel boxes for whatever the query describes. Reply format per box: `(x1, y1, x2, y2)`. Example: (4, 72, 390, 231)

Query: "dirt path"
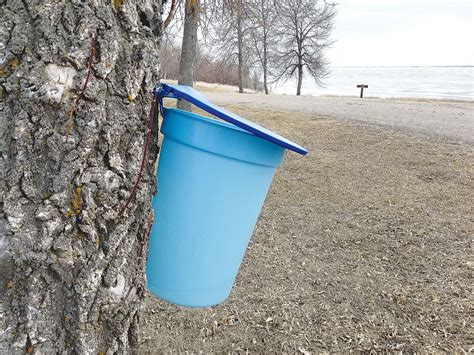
(203, 91, 474, 144)
(140, 102, 473, 352)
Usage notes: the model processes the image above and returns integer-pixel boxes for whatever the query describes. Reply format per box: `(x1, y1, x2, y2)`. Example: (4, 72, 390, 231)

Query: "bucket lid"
(156, 83, 308, 155)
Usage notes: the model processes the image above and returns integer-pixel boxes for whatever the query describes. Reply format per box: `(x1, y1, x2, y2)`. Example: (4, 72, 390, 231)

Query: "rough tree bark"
(0, 0, 162, 353)
(177, 0, 199, 111)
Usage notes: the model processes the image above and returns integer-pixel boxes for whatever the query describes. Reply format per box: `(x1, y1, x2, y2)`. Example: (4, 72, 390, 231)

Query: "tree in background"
(178, 0, 200, 110)
(161, 0, 263, 93)
(1, 1, 162, 352)
(248, 0, 278, 94)
(210, 0, 253, 93)
(160, 33, 253, 88)
(273, 0, 336, 95)
(160, 0, 184, 80)
(160, 34, 182, 80)
(162, 0, 336, 95)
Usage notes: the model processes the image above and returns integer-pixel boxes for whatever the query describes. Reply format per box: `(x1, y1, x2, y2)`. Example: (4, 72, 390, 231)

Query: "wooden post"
(357, 84, 368, 98)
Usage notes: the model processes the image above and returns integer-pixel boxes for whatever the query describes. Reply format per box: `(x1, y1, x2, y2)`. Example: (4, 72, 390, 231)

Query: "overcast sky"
(328, 0, 473, 66)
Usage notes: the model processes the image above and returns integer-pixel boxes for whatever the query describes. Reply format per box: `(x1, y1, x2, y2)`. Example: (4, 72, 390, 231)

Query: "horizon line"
(331, 65, 474, 68)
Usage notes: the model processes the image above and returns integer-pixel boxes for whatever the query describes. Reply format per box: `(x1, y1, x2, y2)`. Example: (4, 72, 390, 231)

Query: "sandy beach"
(141, 86, 473, 352)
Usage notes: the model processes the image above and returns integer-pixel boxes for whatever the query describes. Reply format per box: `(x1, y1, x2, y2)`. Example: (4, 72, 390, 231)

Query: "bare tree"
(161, 33, 181, 79)
(248, 0, 278, 94)
(210, 0, 253, 93)
(1, 1, 162, 352)
(167, 1, 255, 95)
(273, 0, 336, 95)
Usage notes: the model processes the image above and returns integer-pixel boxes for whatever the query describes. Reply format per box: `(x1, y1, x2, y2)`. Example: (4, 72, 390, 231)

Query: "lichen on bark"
(0, 0, 162, 353)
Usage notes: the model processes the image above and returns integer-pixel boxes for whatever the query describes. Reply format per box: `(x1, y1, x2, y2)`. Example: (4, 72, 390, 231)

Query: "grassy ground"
(140, 106, 472, 352)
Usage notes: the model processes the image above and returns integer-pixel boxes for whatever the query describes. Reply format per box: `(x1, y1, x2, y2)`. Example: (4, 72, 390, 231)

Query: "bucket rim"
(161, 107, 285, 167)
(164, 107, 254, 136)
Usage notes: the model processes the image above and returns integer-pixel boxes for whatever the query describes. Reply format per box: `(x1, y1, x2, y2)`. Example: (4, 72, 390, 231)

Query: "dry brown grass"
(140, 105, 473, 352)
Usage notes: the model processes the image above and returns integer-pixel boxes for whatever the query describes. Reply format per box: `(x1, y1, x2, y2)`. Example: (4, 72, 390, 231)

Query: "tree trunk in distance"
(237, 13, 245, 94)
(178, 0, 199, 111)
(0, 1, 162, 353)
(263, 40, 269, 95)
(262, 2, 269, 95)
(297, 65, 303, 95)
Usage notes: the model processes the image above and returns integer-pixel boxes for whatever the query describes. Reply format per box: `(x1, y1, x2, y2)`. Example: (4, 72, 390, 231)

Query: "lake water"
(274, 66, 474, 100)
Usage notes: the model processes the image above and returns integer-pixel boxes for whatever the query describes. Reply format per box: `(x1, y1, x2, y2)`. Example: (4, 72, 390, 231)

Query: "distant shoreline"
(274, 66, 474, 100)
(276, 91, 474, 103)
(161, 80, 474, 103)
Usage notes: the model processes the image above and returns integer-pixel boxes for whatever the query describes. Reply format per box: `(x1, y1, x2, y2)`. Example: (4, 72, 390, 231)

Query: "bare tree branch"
(163, 0, 178, 30)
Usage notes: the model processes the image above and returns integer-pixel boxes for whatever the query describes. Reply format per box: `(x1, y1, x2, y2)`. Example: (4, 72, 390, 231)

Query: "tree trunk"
(237, 13, 245, 94)
(263, 37, 269, 95)
(0, 1, 162, 353)
(297, 65, 303, 96)
(177, 0, 199, 111)
(161, 41, 169, 80)
(262, 5, 269, 96)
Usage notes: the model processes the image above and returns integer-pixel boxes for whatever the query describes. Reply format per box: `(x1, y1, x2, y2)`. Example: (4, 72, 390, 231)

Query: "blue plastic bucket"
(146, 108, 285, 307)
